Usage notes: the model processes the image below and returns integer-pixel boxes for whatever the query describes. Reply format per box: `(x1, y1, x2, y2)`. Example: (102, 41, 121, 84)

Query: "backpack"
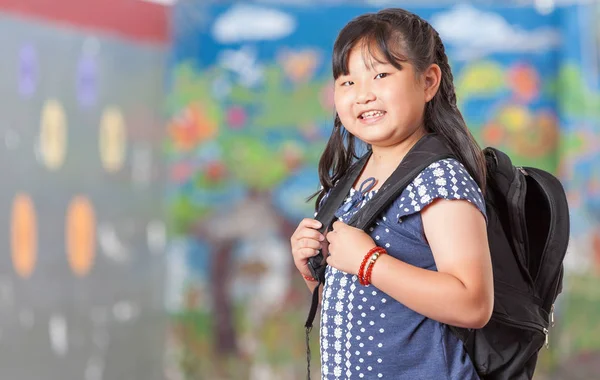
(304, 133, 570, 380)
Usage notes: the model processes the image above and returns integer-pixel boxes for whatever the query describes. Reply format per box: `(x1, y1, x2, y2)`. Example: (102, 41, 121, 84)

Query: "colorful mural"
(167, 2, 600, 379)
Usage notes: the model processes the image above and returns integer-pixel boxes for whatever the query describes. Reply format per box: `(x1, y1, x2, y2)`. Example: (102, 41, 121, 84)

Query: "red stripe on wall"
(0, 0, 169, 44)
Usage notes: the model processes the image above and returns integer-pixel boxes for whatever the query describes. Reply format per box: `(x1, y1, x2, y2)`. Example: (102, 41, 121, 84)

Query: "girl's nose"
(356, 90, 376, 104)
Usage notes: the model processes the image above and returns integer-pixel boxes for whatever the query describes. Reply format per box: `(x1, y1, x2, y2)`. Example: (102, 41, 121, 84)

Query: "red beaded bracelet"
(358, 247, 379, 285)
(364, 250, 386, 286)
(302, 273, 318, 282)
(358, 246, 386, 286)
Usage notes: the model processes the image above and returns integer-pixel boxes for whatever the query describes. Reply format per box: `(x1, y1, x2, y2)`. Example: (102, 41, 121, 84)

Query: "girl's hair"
(314, 8, 486, 209)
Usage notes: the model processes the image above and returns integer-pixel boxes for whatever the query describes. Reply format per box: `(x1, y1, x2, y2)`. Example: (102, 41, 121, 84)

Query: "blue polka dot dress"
(319, 158, 486, 380)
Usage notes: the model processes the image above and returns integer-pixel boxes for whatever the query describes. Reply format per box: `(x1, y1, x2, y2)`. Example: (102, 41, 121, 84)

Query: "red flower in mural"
(168, 103, 217, 151)
(205, 161, 227, 183)
(508, 63, 540, 103)
(226, 106, 247, 129)
(482, 121, 505, 146)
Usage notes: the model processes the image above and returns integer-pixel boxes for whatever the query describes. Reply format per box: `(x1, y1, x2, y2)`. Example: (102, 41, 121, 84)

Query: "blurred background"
(0, 0, 598, 379)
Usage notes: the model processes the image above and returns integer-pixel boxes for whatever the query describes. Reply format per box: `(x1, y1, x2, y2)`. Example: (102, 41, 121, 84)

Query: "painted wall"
(166, 1, 600, 379)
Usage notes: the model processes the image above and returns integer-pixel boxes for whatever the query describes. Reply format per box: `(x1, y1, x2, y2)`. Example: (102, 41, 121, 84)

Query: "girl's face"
(334, 45, 432, 149)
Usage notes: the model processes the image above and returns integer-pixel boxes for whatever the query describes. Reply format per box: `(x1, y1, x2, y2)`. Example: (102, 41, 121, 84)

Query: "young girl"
(290, 8, 493, 380)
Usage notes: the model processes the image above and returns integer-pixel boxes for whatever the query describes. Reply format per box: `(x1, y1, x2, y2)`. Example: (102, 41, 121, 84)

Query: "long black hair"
(314, 8, 486, 209)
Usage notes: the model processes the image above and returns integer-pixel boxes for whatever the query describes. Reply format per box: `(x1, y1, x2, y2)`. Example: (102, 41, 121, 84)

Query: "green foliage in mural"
(549, 64, 600, 117)
(166, 61, 330, 236)
(456, 60, 507, 103)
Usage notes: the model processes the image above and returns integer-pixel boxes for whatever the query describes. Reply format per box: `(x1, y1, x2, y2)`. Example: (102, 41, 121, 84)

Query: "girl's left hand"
(326, 220, 377, 275)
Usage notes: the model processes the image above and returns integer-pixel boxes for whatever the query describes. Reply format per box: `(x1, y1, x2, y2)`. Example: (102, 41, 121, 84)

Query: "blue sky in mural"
(173, 3, 585, 68)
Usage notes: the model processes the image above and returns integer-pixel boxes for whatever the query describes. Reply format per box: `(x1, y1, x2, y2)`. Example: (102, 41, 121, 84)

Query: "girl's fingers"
(293, 228, 324, 243)
(294, 248, 320, 260)
(300, 218, 323, 230)
(295, 238, 322, 251)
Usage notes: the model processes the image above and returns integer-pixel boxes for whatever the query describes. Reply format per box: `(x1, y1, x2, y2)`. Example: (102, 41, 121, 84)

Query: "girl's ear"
(423, 63, 442, 103)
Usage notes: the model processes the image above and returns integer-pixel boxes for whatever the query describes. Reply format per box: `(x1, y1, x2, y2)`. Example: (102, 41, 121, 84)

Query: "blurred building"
(0, 0, 168, 379)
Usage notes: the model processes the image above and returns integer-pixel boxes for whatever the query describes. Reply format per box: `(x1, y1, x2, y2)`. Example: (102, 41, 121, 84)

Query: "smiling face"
(334, 42, 429, 149)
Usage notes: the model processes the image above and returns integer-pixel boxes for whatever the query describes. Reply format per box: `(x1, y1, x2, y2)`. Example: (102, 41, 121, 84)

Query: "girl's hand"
(290, 218, 327, 278)
(326, 220, 376, 275)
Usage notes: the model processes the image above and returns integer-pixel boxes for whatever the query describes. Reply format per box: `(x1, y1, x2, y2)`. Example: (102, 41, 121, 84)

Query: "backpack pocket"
(459, 285, 549, 380)
(522, 167, 569, 311)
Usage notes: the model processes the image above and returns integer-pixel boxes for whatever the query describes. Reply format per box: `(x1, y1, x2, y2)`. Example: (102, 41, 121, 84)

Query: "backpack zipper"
(510, 167, 530, 280)
(491, 313, 550, 348)
(550, 265, 564, 315)
(512, 167, 561, 349)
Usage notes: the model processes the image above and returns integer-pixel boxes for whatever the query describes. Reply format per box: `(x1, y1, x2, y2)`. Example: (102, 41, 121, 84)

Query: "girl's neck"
(369, 127, 426, 172)
(356, 127, 426, 191)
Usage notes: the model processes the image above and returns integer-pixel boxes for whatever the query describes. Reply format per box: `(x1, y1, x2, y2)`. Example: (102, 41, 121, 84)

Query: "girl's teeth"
(362, 111, 384, 119)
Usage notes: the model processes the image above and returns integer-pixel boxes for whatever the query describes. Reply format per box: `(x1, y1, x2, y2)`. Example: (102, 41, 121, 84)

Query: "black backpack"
(304, 133, 570, 380)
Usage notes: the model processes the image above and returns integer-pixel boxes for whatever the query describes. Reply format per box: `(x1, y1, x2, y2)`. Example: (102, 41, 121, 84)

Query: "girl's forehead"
(347, 44, 390, 70)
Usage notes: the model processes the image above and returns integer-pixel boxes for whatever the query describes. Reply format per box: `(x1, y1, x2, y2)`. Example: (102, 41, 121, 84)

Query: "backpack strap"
(304, 152, 370, 345)
(307, 152, 371, 283)
(348, 134, 454, 229)
(484, 147, 533, 290)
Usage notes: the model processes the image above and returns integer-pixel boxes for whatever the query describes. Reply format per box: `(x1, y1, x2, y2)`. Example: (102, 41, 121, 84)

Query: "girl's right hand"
(290, 218, 326, 277)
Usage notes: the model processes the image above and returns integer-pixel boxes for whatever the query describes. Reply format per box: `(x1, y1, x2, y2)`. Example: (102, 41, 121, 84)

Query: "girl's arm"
(370, 198, 493, 329)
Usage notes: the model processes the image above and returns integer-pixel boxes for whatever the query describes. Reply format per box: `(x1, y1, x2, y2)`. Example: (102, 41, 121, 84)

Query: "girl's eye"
(375, 73, 389, 79)
(341, 81, 354, 86)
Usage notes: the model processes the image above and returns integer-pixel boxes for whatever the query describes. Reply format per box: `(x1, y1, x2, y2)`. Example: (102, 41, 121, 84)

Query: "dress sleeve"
(394, 158, 487, 222)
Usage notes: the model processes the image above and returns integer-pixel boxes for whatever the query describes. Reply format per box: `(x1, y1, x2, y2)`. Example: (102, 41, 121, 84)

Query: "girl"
(290, 8, 493, 380)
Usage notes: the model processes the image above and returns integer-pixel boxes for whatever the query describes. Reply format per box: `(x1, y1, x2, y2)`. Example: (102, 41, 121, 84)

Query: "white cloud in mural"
(431, 4, 561, 60)
(212, 4, 297, 44)
(217, 46, 264, 88)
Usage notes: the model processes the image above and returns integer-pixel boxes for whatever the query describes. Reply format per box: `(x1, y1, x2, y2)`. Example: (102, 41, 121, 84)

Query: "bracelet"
(362, 251, 382, 285)
(358, 247, 381, 285)
(364, 250, 386, 286)
(358, 255, 371, 286)
(358, 246, 386, 285)
(302, 273, 318, 282)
